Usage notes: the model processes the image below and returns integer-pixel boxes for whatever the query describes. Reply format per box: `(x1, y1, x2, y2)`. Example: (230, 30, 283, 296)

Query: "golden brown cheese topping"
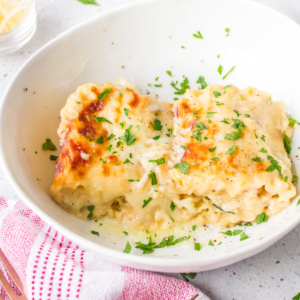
(50, 83, 296, 231)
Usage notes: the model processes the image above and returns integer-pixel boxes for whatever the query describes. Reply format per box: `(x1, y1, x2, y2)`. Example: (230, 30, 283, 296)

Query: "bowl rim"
(1, 0, 300, 270)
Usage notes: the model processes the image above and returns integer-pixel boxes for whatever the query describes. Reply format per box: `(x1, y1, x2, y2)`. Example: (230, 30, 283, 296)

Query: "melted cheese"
(50, 83, 296, 231)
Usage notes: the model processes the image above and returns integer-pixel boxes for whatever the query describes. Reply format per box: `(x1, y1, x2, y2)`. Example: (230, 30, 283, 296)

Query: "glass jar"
(0, 0, 36, 55)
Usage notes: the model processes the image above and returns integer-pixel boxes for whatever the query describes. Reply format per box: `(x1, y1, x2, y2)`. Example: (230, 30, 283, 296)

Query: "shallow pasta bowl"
(1, 0, 300, 273)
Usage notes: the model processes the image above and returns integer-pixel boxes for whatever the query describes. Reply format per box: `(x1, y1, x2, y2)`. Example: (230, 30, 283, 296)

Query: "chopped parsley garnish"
(123, 158, 133, 165)
(240, 232, 249, 241)
(148, 171, 158, 185)
(209, 146, 217, 153)
(216, 101, 224, 106)
(123, 231, 128, 235)
(233, 230, 243, 236)
(87, 205, 95, 219)
(142, 197, 153, 208)
(180, 273, 197, 282)
(86, 115, 90, 121)
(222, 66, 236, 80)
(297, 199, 300, 206)
(149, 158, 165, 165)
(154, 84, 162, 88)
(292, 294, 300, 300)
(86, 136, 94, 142)
(166, 70, 172, 77)
(213, 91, 221, 98)
(206, 111, 217, 118)
(233, 110, 240, 117)
(170, 216, 174, 223)
(107, 145, 112, 152)
(194, 122, 207, 131)
(128, 179, 140, 182)
(239, 93, 244, 100)
(181, 145, 187, 150)
(155, 76, 159, 81)
(116, 141, 123, 147)
(223, 85, 231, 94)
(251, 156, 263, 163)
(97, 88, 112, 100)
(265, 155, 284, 178)
(194, 242, 201, 251)
(119, 125, 136, 146)
(100, 159, 106, 164)
(42, 138, 57, 151)
(231, 119, 245, 130)
(287, 115, 300, 127)
(173, 161, 190, 175)
(211, 157, 219, 161)
(119, 92, 123, 97)
(226, 145, 237, 155)
(192, 225, 196, 231)
(193, 31, 203, 39)
(292, 174, 298, 184)
(221, 118, 230, 124)
(123, 242, 131, 253)
(225, 27, 230, 36)
(222, 230, 233, 236)
(244, 114, 250, 118)
(217, 65, 223, 75)
(91, 231, 99, 236)
(50, 155, 58, 161)
(135, 235, 186, 254)
(153, 135, 160, 140)
(93, 116, 112, 124)
(284, 134, 291, 154)
(208, 240, 214, 246)
(124, 108, 129, 117)
(170, 76, 190, 95)
(119, 121, 125, 128)
(254, 131, 258, 139)
(261, 135, 266, 142)
(170, 202, 176, 211)
(194, 131, 202, 142)
(150, 119, 163, 131)
(166, 128, 173, 137)
(256, 212, 267, 224)
(107, 134, 116, 140)
(224, 130, 242, 141)
(259, 148, 267, 153)
(196, 76, 207, 89)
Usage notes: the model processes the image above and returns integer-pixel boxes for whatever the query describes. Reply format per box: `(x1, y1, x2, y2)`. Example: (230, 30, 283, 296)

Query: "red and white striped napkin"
(0, 197, 210, 300)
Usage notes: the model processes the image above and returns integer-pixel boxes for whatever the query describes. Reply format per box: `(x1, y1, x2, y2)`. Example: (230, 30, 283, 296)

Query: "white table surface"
(1, 0, 300, 299)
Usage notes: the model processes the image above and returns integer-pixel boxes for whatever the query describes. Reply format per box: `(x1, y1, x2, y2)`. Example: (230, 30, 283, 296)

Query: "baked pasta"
(50, 82, 296, 230)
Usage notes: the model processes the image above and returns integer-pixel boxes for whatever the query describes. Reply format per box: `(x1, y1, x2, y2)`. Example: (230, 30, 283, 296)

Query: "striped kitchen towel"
(0, 197, 209, 300)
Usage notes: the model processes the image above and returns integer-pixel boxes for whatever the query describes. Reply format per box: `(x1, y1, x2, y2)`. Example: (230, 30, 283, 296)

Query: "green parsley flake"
(142, 197, 153, 208)
(100, 158, 106, 164)
(180, 273, 197, 282)
(194, 242, 201, 251)
(170, 216, 175, 223)
(209, 146, 217, 153)
(194, 132, 202, 142)
(150, 119, 163, 131)
(261, 135, 266, 142)
(240, 232, 249, 241)
(256, 212, 267, 224)
(173, 161, 190, 174)
(91, 231, 99, 236)
(107, 145, 112, 151)
(119, 92, 123, 97)
(223, 85, 231, 94)
(97, 88, 112, 100)
(93, 116, 112, 124)
(216, 101, 224, 106)
(170, 202, 176, 211)
(196, 76, 207, 89)
(87, 205, 95, 219)
(225, 27, 230, 36)
(222, 66, 236, 80)
(171, 76, 190, 95)
(148, 171, 158, 185)
(123, 158, 133, 165)
(292, 174, 298, 184)
(128, 179, 140, 182)
(153, 135, 160, 140)
(116, 141, 123, 147)
(149, 158, 165, 165)
(233, 229, 243, 236)
(136, 235, 185, 254)
(166, 128, 173, 137)
(42, 138, 57, 151)
(252, 156, 263, 163)
(86, 115, 90, 121)
(259, 148, 267, 153)
(231, 119, 244, 130)
(124, 108, 129, 117)
(96, 136, 104, 144)
(233, 110, 240, 117)
(192, 225, 196, 231)
(208, 240, 214, 246)
(193, 31, 203, 39)
(50, 155, 58, 161)
(119, 121, 125, 128)
(297, 199, 300, 206)
(86, 136, 94, 142)
(181, 145, 187, 150)
(226, 145, 237, 155)
(211, 157, 219, 161)
(107, 134, 115, 140)
(194, 122, 207, 131)
(119, 125, 136, 146)
(166, 70, 172, 77)
(222, 230, 233, 236)
(221, 118, 230, 124)
(217, 65, 223, 75)
(244, 114, 250, 118)
(123, 242, 131, 253)
(284, 134, 291, 154)
(154, 84, 162, 88)
(287, 115, 300, 127)
(213, 91, 221, 98)
(224, 130, 242, 141)
(123, 231, 128, 235)
(206, 111, 217, 118)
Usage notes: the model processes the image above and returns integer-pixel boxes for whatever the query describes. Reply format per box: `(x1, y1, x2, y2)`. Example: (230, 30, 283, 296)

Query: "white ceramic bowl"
(1, 0, 300, 273)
